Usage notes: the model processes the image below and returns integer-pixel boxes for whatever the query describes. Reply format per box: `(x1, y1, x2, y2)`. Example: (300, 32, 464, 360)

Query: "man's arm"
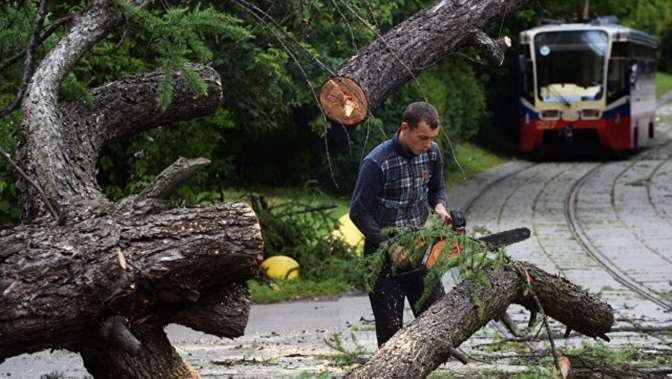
(428, 147, 451, 224)
(350, 158, 386, 245)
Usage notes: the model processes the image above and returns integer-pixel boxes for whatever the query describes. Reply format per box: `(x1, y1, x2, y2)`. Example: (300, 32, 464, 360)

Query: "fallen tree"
(3, 0, 601, 378)
(347, 262, 614, 378)
(0, 1, 262, 377)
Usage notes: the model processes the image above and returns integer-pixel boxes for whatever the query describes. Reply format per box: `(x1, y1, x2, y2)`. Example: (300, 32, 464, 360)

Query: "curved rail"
(565, 162, 672, 312)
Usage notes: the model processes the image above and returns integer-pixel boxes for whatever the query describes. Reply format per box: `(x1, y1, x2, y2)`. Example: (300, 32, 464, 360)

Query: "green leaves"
(364, 215, 508, 316)
(114, 0, 251, 110)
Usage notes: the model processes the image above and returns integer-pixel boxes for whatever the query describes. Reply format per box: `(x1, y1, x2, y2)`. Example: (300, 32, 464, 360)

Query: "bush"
(249, 192, 360, 285)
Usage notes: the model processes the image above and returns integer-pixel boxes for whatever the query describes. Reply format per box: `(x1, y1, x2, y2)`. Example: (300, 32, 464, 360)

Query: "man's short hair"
(402, 102, 440, 129)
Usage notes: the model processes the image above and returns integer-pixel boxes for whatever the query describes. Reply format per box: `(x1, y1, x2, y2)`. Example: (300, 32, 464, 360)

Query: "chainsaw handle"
(449, 210, 466, 234)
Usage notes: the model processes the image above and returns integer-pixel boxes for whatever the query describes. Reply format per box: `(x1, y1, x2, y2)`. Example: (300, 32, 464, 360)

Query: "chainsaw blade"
(477, 227, 530, 248)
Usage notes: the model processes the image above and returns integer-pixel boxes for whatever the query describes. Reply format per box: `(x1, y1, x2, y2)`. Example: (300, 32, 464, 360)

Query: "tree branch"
(319, 0, 528, 125)
(468, 30, 512, 66)
(135, 157, 211, 204)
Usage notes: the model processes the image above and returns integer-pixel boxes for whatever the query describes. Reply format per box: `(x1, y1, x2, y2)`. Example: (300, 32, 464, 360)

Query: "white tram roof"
(520, 21, 656, 48)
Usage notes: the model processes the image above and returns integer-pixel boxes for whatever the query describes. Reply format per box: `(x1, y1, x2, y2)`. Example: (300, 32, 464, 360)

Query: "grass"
(444, 142, 505, 186)
(250, 278, 355, 304)
(657, 71, 672, 98)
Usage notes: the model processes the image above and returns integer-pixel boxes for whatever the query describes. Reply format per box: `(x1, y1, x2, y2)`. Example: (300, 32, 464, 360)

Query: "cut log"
(346, 261, 614, 378)
(318, 0, 529, 125)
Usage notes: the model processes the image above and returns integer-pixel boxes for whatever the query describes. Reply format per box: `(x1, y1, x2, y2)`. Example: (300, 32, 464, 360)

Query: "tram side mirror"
(518, 54, 527, 73)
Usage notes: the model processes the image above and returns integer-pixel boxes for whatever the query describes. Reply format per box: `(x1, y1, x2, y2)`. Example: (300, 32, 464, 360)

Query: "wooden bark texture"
(0, 203, 262, 361)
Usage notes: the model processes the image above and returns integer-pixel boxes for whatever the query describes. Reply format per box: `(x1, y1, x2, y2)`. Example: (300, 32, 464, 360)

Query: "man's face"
(399, 120, 440, 155)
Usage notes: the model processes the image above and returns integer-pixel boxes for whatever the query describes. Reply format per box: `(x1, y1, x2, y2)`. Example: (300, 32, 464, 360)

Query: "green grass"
(250, 278, 355, 304)
(444, 142, 505, 186)
(657, 71, 672, 98)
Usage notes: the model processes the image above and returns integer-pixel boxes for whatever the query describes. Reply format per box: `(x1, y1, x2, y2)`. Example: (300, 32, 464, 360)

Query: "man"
(350, 101, 451, 346)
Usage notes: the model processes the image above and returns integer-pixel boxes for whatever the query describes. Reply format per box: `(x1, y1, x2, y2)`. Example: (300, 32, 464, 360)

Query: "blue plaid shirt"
(350, 133, 447, 253)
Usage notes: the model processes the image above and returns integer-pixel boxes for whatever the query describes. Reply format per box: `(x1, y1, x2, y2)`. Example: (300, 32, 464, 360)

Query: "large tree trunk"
(0, 1, 262, 377)
(319, 0, 524, 125)
(347, 262, 614, 378)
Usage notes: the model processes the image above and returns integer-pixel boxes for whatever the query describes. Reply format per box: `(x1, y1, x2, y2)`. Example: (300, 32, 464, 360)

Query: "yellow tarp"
(331, 213, 364, 255)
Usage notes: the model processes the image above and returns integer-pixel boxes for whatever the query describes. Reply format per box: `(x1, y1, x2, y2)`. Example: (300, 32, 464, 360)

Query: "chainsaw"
(395, 210, 530, 278)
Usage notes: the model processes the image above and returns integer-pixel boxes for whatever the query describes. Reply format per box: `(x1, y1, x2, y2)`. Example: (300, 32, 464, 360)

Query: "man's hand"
(434, 203, 452, 225)
(389, 244, 411, 268)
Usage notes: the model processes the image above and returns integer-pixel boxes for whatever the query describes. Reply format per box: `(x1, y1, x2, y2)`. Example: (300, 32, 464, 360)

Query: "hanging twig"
(232, 0, 343, 188)
(516, 263, 562, 374)
(0, 147, 61, 224)
(0, 14, 72, 74)
(0, 0, 49, 119)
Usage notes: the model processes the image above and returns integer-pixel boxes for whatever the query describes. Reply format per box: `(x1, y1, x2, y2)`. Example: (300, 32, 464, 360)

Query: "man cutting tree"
(350, 101, 452, 346)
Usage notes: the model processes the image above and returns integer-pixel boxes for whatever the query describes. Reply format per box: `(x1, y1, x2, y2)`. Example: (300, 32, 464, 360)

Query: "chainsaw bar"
(477, 227, 531, 249)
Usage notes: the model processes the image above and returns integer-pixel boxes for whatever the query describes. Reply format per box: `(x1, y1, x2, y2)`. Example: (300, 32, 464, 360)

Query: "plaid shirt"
(350, 133, 447, 251)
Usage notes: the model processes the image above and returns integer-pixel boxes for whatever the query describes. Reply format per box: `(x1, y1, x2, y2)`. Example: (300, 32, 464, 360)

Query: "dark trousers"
(367, 251, 445, 346)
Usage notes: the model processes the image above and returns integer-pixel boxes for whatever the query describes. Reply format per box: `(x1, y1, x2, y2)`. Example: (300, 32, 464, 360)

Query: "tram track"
(564, 136, 672, 312)
(453, 101, 672, 346)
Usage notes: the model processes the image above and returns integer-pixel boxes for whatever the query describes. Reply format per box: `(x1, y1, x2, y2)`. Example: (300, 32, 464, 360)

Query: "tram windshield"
(534, 30, 608, 103)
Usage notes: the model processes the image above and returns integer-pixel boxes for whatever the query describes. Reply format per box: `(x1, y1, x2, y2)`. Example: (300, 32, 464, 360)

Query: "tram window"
(607, 58, 628, 102)
(611, 42, 628, 58)
(519, 45, 534, 102)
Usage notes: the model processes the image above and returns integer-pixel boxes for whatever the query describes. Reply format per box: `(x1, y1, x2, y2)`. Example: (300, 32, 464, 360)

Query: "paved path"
(3, 102, 672, 378)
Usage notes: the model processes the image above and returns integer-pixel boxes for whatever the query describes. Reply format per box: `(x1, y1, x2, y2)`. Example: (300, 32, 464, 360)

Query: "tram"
(518, 18, 657, 153)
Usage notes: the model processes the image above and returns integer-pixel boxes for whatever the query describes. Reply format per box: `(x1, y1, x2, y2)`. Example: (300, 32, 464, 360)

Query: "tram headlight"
(541, 110, 560, 119)
(614, 113, 621, 124)
(581, 109, 600, 119)
(525, 112, 530, 126)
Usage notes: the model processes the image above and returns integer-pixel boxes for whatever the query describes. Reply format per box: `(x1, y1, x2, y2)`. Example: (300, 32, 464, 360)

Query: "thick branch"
(318, 0, 528, 125)
(136, 157, 211, 203)
(81, 64, 224, 144)
(469, 31, 512, 66)
(347, 261, 613, 378)
(0, 202, 263, 360)
(16, 0, 125, 222)
(169, 281, 251, 338)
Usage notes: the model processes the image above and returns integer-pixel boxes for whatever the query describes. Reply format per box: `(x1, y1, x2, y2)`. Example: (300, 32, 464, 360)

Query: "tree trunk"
(80, 320, 193, 379)
(0, 0, 260, 376)
(347, 262, 614, 378)
(319, 0, 524, 125)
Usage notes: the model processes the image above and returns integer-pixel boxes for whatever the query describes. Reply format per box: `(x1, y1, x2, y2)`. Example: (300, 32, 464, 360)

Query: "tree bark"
(319, 0, 528, 125)
(347, 262, 614, 379)
(0, 203, 262, 361)
(1, 1, 259, 377)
